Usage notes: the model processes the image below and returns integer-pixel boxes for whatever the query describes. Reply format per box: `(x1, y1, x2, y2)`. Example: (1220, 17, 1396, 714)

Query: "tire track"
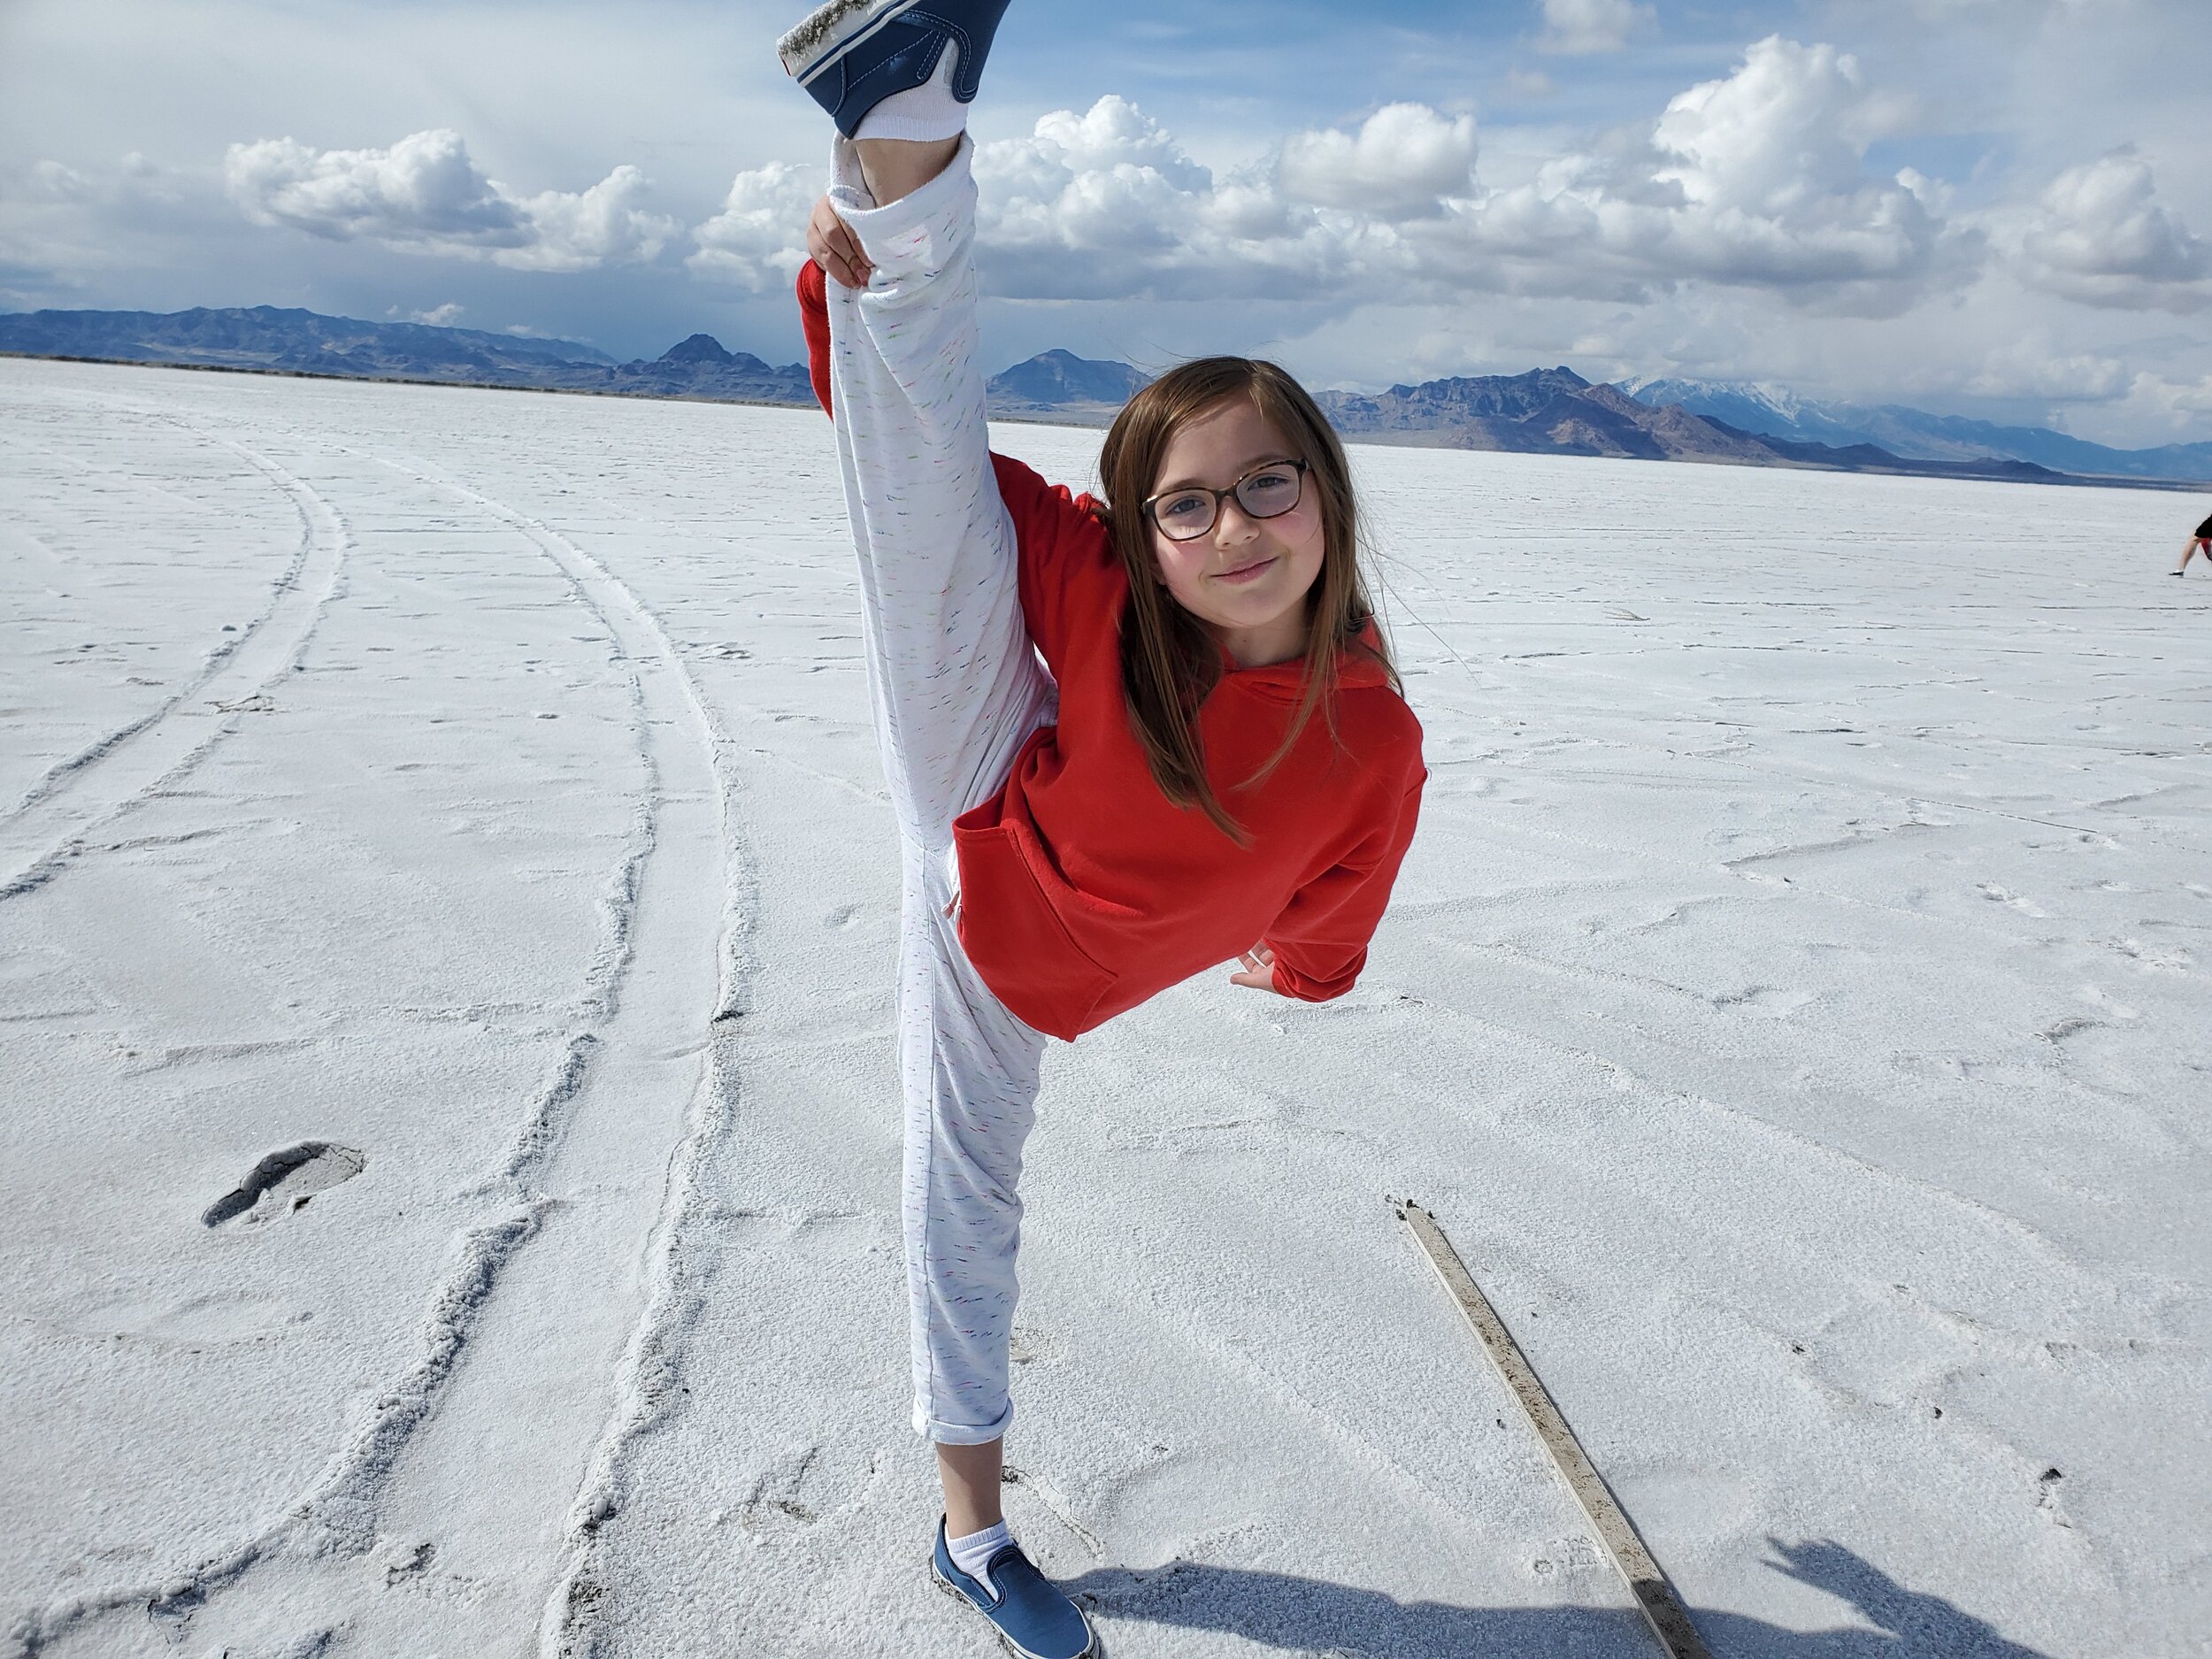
(303, 457, 764, 1656)
(12, 447, 745, 1658)
(2, 431, 303, 816)
(0, 429, 351, 900)
(396, 467, 769, 1659)
(246, 457, 751, 1654)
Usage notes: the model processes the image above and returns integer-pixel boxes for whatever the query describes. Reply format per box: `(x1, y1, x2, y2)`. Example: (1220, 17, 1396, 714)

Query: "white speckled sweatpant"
(823, 136, 1058, 1446)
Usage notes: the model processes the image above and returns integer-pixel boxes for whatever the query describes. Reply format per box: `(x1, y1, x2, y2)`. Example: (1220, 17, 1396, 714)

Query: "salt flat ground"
(1, 356, 2206, 1659)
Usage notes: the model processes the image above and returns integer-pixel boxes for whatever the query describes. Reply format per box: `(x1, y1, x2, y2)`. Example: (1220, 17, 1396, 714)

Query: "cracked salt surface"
(1, 357, 2206, 1658)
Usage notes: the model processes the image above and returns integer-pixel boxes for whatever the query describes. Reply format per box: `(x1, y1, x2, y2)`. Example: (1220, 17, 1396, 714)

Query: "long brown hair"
(1096, 357, 1399, 842)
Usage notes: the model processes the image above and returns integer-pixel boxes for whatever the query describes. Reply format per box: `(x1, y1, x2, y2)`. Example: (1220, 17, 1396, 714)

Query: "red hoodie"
(799, 263, 1425, 1040)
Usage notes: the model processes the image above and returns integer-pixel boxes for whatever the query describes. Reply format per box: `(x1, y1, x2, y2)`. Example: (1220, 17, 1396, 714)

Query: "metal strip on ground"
(1394, 1200, 1714, 1659)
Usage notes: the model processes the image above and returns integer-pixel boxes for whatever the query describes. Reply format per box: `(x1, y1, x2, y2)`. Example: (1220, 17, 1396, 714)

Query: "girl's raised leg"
(818, 133, 1056, 1472)
(822, 135, 1055, 845)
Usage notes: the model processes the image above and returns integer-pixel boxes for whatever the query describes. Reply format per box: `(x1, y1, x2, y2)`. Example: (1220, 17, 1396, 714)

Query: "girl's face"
(1147, 396, 1326, 670)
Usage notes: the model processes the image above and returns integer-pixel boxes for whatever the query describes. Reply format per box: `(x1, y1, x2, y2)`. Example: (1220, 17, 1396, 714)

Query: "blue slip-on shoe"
(930, 1517, 1094, 1659)
(776, 0, 1013, 137)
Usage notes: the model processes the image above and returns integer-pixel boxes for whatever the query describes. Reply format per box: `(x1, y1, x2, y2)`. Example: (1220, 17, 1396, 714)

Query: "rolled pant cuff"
(830, 133, 976, 252)
(917, 1397, 1013, 1446)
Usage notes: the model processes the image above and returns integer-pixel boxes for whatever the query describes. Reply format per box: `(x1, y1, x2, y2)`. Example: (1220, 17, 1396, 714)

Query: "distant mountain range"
(0, 304, 820, 404)
(1630, 378, 2212, 484)
(1321, 367, 1782, 464)
(1313, 367, 2100, 484)
(0, 303, 619, 373)
(3, 304, 2203, 491)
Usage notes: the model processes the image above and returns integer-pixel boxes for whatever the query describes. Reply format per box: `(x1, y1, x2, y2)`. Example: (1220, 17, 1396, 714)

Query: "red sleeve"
(803, 263, 1115, 678)
(1265, 767, 1425, 1002)
(992, 451, 1117, 682)
(797, 260, 832, 417)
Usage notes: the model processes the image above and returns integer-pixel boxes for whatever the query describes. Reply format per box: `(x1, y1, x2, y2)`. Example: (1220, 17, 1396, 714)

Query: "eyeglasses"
(1142, 458, 1309, 542)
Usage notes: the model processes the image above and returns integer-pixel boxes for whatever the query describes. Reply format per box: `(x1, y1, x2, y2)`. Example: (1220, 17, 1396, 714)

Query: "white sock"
(947, 1518, 1014, 1599)
(854, 42, 966, 142)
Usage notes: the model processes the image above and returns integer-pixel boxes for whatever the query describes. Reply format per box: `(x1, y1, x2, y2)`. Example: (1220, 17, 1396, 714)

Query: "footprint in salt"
(1709, 985, 1817, 1018)
(1974, 883, 2047, 917)
(63, 1289, 304, 1344)
(724, 1441, 882, 1543)
(2078, 985, 2140, 1020)
(202, 1141, 367, 1227)
(2036, 1466, 2072, 1530)
(1010, 1324, 1067, 1369)
(1528, 1532, 1606, 1581)
(2102, 937, 2191, 973)
(738, 1492, 819, 1534)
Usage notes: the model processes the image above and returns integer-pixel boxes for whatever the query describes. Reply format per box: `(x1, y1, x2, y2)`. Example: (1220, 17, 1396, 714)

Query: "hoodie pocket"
(951, 819, 1116, 1042)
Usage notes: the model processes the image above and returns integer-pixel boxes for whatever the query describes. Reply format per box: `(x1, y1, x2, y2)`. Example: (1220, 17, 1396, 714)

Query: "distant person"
(779, 2, 1425, 1654)
(2177, 511, 2212, 574)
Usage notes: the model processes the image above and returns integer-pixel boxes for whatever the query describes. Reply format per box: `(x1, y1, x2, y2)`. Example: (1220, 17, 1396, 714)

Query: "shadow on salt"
(1067, 1539, 2051, 1657)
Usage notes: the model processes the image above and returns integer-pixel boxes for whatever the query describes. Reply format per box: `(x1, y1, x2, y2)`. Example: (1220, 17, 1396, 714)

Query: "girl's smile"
(1213, 552, 1279, 584)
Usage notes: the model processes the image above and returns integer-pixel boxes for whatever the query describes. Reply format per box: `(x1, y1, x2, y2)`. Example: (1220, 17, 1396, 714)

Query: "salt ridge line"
(1391, 959, 2106, 1286)
(989, 1078, 1540, 1557)
(8, 437, 724, 1655)
(1429, 913, 2194, 1153)
(0, 425, 351, 900)
(1410, 766, 2141, 960)
(1137, 1256, 1510, 1548)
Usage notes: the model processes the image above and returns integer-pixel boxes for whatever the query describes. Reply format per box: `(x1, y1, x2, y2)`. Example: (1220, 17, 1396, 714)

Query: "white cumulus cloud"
(2016, 150, 2211, 311)
(1535, 0, 1653, 55)
(968, 97, 1337, 302)
(224, 129, 675, 272)
(1278, 104, 1477, 219)
(1652, 38, 1907, 211)
(1421, 36, 1959, 311)
(687, 160, 823, 289)
(688, 42, 1980, 320)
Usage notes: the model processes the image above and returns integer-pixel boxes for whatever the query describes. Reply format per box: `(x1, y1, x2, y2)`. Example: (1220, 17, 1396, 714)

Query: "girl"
(2176, 511, 2212, 575)
(779, 4, 1425, 1653)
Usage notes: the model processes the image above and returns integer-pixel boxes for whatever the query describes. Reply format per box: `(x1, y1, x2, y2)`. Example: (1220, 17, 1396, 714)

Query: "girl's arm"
(1251, 769, 1426, 1002)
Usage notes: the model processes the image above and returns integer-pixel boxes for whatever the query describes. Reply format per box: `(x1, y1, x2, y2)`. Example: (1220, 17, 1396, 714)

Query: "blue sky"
(3, 0, 2208, 445)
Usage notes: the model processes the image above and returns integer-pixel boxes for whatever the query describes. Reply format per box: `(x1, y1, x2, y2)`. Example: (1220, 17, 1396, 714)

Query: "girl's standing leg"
(819, 134, 1057, 1507)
